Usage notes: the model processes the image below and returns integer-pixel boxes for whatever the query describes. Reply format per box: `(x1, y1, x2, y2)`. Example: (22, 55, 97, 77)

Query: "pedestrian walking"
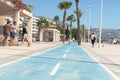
(20, 24, 30, 47)
(10, 21, 17, 46)
(91, 33, 96, 47)
(3, 21, 11, 46)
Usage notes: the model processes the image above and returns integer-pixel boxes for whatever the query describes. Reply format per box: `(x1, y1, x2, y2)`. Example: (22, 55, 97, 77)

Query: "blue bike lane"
(0, 42, 119, 80)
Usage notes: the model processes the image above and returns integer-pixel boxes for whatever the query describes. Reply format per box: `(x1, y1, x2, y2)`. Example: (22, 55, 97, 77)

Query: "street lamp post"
(84, 25, 86, 43)
(87, 5, 91, 43)
(99, 0, 103, 47)
(83, 16, 87, 43)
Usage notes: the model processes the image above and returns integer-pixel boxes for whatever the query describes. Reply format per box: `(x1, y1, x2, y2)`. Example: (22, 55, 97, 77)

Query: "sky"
(22, 0, 120, 29)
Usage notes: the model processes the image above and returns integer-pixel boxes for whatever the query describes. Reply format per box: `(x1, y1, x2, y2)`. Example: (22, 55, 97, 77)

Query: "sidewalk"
(82, 43, 120, 78)
(0, 42, 62, 65)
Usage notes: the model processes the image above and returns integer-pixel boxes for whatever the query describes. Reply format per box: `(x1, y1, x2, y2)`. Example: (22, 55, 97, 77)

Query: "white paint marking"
(66, 50, 69, 52)
(81, 46, 120, 80)
(68, 47, 71, 50)
(63, 54, 67, 58)
(50, 63, 61, 76)
(0, 44, 63, 68)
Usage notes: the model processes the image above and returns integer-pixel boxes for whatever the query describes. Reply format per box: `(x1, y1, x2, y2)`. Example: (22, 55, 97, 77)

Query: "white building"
(36, 16, 60, 42)
(32, 16, 39, 38)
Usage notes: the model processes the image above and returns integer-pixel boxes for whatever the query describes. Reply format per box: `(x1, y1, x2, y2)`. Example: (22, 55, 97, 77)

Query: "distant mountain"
(91, 28, 120, 40)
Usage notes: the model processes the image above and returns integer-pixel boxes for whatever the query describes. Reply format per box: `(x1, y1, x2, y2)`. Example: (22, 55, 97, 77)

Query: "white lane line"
(81, 46, 120, 80)
(50, 63, 61, 76)
(0, 44, 63, 68)
(66, 50, 69, 52)
(63, 54, 67, 58)
(68, 47, 71, 49)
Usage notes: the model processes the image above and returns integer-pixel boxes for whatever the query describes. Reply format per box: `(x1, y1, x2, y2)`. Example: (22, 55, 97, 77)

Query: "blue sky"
(23, 0, 120, 29)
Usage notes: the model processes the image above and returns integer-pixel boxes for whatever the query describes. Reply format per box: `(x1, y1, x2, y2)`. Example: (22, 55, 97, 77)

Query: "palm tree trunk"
(70, 21, 72, 40)
(83, 25, 85, 42)
(76, 0, 81, 45)
(81, 25, 84, 42)
(62, 9, 66, 43)
(38, 28, 40, 41)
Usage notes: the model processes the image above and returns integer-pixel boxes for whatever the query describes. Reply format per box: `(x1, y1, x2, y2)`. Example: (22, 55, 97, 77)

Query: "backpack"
(91, 35, 96, 41)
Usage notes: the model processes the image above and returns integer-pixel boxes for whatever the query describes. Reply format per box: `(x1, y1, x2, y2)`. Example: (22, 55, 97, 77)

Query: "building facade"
(33, 16, 60, 42)
(32, 16, 39, 38)
(0, 0, 33, 43)
(0, 0, 60, 42)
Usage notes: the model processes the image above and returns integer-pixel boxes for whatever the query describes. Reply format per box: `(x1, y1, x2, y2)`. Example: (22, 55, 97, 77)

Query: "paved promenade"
(82, 43, 120, 78)
(0, 42, 62, 65)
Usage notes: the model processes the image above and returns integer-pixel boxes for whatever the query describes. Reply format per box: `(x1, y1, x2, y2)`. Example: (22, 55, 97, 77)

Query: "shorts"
(23, 34, 28, 38)
(22, 34, 28, 40)
(10, 32, 16, 38)
(91, 40, 95, 45)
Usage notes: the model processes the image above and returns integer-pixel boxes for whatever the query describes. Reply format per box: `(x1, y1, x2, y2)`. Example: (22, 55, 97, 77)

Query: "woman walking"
(10, 21, 17, 46)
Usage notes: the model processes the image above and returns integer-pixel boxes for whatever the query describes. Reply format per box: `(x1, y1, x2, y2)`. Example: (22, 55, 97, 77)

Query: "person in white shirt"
(10, 21, 17, 46)
(91, 33, 96, 47)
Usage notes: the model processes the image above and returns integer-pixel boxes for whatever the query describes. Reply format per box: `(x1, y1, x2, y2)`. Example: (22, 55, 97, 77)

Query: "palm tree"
(58, 1, 72, 43)
(67, 14, 76, 40)
(36, 17, 49, 41)
(65, 25, 70, 40)
(75, 0, 83, 45)
(74, 9, 83, 19)
(54, 15, 59, 27)
(27, 4, 34, 12)
(74, 9, 83, 42)
(72, 28, 77, 40)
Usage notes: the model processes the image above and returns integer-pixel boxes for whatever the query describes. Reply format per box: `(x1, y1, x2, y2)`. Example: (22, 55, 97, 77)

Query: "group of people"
(2, 20, 96, 47)
(2, 21, 30, 47)
(3, 21, 17, 46)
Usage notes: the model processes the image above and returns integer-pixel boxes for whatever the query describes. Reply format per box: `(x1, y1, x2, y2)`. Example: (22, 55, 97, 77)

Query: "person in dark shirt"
(20, 24, 30, 47)
(23, 26, 27, 34)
